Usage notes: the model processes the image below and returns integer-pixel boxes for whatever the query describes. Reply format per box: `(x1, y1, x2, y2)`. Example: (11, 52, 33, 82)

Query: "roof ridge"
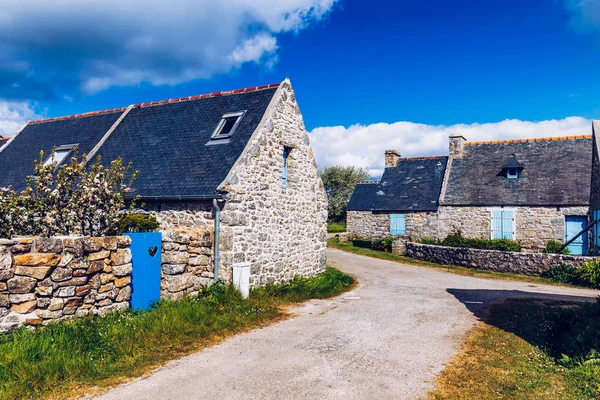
(399, 155, 446, 161)
(466, 134, 592, 146)
(28, 83, 281, 125)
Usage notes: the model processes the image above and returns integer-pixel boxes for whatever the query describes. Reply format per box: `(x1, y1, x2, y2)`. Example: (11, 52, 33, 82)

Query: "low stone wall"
(0, 236, 132, 332)
(406, 242, 592, 276)
(161, 229, 219, 300)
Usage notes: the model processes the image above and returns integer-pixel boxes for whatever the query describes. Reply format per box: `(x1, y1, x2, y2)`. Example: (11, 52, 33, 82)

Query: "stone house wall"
(0, 236, 132, 332)
(406, 242, 592, 276)
(437, 206, 589, 252)
(348, 206, 589, 252)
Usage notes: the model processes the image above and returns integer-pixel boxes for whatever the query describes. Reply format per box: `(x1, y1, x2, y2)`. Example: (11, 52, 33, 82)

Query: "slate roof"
(0, 112, 124, 191)
(0, 84, 280, 198)
(348, 156, 448, 212)
(442, 136, 592, 206)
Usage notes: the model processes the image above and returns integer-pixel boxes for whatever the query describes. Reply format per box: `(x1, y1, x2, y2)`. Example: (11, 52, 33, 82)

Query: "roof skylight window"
(43, 145, 77, 170)
(211, 111, 246, 140)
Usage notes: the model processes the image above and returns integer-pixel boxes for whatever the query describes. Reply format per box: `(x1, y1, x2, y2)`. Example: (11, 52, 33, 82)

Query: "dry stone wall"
(406, 242, 592, 276)
(160, 229, 218, 300)
(0, 236, 132, 332)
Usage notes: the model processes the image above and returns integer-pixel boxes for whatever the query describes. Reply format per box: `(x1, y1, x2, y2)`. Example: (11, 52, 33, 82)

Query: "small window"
(282, 147, 291, 188)
(390, 214, 406, 235)
(211, 111, 245, 140)
(506, 168, 519, 179)
(43, 145, 76, 170)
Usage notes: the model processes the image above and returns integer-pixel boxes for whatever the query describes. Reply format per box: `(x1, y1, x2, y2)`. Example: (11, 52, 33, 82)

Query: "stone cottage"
(348, 134, 593, 254)
(0, 79, 328, 288)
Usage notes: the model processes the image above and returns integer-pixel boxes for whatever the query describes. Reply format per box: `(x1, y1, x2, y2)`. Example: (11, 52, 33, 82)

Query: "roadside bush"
(418, 230, 521, 252)
(542, 264, 580, 285)
(578, 259, 600, 289)
(545, 240, 570, 255)
(0, 149, 138, 238)
(372, 237, 394, 252)
(117, 213, 159, 234)
(543, 260, 600, 289)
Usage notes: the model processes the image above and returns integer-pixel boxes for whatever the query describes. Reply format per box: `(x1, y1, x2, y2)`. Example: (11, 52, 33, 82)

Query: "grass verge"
(327, 221, 346, 233)
(328, 237, 579, 287)
(428, 298, 600, 399)
(0, 267, 354, 400)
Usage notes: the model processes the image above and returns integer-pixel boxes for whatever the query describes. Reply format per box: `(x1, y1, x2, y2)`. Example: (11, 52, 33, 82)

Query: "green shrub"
(327, 221, 347, 233)
(545, 240, 570, 255)
(542, 264, 580, 284)
(418, 230, 521, 252)
(372, 237, 395, 252)
(117, 213, 159, 234)
(578, 259, 600, 289)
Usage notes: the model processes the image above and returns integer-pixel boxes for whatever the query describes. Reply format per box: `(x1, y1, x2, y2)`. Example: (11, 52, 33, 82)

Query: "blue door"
(565, 216, 588, 255)
(125, 232, 162, 310)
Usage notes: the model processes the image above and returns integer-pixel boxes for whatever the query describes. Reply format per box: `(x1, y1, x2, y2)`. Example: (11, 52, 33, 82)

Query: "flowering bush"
(0, 149, 138, 238)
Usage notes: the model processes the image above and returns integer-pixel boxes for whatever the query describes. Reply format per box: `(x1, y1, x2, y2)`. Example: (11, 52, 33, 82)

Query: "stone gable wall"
(406, 242, 593, 276)
(0, 236, 132, 332)
(347, 211, 439, 240)
(218, 80, 328, 286)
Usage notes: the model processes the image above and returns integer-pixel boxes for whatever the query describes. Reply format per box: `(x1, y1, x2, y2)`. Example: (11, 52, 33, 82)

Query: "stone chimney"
(449, 135, 466, 158)
(384, 150, 402, 169)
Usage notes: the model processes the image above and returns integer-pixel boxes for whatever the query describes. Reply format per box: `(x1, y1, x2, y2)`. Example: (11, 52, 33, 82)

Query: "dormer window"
(506, 168, 519, 179)
(211, 111, 245, 141)
(502, 154, 524, 180)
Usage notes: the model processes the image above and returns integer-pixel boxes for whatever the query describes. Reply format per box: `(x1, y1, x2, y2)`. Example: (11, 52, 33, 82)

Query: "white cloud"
(0, 0, 338, 97)
(309, 117, 592, 177)
(0, 101, 39, 138)
(565, 0, 600, 32)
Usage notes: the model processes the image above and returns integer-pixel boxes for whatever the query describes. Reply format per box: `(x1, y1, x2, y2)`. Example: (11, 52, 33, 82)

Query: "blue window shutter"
(501, 211, 514, 240)
(595, 210, 600, 247)
(491, 211, 502, 239)
(390, 214, 406, 235)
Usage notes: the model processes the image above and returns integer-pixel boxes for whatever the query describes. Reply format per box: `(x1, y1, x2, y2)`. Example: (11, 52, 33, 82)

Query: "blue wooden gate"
(565, 216, 588, 256)
(125, 232, 162, 311)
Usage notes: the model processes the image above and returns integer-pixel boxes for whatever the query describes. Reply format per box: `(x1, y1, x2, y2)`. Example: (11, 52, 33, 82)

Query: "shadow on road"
(447, 288, 600, 359)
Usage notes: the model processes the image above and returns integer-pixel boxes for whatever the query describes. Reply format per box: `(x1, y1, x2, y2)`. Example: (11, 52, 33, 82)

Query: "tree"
(320, 166, 370, 222)
(0, 149, 138, 238)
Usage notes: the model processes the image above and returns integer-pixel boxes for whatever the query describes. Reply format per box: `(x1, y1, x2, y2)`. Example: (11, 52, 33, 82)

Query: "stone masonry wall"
(160, 229, 219, 300)
(0, 236, 132, 332)
(347, 211, 373, 238)
(218, 79, 328, 287)
(406, 242, 593, 276)
(349, 206, 589, 252)
(347, 211, 439, 240)
(437, 206, 589, 252)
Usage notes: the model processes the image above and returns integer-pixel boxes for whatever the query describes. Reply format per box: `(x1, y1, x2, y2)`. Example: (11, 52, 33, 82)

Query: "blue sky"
(0, 0, 599, 175)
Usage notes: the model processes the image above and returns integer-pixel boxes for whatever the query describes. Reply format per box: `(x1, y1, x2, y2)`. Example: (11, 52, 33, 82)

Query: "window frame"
(282, 146, 291, 188)
(210, 111, 246, 141)
(42, 144, 77, 171)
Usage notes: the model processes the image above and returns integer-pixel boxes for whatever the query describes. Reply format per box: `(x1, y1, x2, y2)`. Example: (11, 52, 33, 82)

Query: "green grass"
(327, 221, 346, 233)
(429, 299, 600, 399)
(0, 268, 354, 400)
(328, 237, 577, 287)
